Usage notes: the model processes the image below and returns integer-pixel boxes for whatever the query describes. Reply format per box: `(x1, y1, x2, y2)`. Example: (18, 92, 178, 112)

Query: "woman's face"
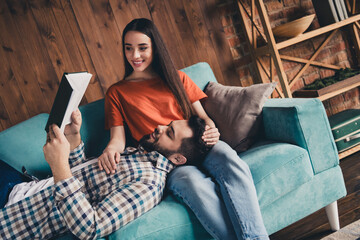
(124, 31, 153, 73)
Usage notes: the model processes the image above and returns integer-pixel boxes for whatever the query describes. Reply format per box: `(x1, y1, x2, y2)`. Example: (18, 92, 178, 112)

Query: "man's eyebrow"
(167, 121, 175, 139)
(170, 125, 175, 139)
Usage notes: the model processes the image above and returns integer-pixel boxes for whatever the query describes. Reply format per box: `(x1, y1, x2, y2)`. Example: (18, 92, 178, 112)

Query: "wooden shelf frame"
(236, 0, 360, 98)
(236, 0, 360, 159)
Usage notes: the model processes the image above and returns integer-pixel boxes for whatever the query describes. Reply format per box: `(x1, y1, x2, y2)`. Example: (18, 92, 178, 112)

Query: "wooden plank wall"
(0, 0, 238, 132)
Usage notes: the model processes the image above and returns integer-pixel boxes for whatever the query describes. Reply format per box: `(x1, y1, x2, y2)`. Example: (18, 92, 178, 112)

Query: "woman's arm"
(192, 101, 220, 145)
(98, 126, 126, 174)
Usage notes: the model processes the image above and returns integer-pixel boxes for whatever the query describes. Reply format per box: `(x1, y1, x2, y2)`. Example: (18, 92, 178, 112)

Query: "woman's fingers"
(98, 152, 118, 174)
(202, 126, 220, 145)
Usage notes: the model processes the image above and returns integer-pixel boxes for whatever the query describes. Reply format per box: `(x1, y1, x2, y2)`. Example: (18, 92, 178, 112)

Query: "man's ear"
(168, 153, 187, 165)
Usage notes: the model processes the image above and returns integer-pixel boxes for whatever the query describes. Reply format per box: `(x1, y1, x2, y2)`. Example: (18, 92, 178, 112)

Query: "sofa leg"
(325, 201, 340, 231)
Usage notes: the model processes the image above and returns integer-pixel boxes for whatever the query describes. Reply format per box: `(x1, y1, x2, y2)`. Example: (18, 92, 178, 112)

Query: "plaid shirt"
(0, 142, 174, 240)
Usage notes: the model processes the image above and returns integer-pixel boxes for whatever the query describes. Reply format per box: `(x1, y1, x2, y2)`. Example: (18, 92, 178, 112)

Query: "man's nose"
(156, 125, 166, 134)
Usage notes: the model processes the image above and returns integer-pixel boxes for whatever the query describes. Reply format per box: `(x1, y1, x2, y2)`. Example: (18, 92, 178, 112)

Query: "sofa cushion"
(79, 99, 110, 158)
(0, 114, 51, 179)
(239, 142, 314, 208)
(202, 82, 276, 152)
(108, 195, 212, 240)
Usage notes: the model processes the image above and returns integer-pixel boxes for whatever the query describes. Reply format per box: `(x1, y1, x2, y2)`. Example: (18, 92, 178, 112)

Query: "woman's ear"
(168, 153, 187, 165)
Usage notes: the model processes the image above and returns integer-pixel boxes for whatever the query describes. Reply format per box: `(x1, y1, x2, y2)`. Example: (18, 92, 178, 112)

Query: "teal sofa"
(0, 62, 346, 239)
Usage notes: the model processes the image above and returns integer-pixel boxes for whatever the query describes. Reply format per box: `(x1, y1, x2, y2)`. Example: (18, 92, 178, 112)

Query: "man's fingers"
(49, 125, 55, 140)
(46, 132, 51, 143)
(72, 109, 82, 124)
(51, 124, 64, 140)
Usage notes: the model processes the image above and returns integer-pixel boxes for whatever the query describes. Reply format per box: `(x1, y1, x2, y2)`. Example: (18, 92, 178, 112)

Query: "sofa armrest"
(263, 98, 339, 174)
(0, 114, 51, 179)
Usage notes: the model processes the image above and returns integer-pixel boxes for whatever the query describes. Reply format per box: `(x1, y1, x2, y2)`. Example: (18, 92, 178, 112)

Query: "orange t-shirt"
(105, 70, 207, 141)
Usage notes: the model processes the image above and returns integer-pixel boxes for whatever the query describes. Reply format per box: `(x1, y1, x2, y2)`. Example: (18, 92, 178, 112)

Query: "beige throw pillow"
(202, 82, 277, 152)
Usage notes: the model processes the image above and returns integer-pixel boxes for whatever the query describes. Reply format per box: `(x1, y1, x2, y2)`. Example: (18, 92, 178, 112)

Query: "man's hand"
(64, 109, 82, 150)
(202, 125, 220, 146)
(98, 149, 121, 174)
(44, 124, 72, 183)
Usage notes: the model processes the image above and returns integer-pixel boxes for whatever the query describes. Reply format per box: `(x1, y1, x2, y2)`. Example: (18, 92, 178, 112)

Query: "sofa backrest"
(181, 62, 217, 90)
(79, 62, 218, 156)
(0, 62, 217, 179)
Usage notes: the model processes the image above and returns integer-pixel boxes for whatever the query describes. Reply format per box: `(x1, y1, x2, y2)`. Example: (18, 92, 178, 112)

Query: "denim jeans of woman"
(167, 141, 269, 240)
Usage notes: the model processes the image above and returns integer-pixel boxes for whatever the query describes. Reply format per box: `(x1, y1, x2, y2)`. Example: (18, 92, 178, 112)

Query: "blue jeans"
(167, 141, 268, 240)
(0, 160, 27, 208)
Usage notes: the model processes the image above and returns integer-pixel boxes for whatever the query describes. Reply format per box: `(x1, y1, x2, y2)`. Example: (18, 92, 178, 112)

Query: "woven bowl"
(272, 14, 315, 38)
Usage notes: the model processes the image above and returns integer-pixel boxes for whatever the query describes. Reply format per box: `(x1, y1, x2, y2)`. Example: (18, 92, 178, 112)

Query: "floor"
(270, 150, 360, 240)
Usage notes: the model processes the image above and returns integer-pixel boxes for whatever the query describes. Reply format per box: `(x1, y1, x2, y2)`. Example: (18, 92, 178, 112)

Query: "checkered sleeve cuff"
(68, 141, 86, 167)
(53, 177, 83, 202)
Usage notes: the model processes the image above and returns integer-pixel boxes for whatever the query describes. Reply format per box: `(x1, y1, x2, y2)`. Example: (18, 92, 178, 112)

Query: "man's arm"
(43, 109, 83, 183)
(43, 124, 72, 183)
(54, 180, 163, 239)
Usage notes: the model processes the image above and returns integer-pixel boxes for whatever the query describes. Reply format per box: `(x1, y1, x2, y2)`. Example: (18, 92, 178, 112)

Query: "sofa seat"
(239, 142, 314, 208)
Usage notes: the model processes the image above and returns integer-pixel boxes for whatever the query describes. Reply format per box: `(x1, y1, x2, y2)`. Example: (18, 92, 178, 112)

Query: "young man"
(0, 110, 210, 240)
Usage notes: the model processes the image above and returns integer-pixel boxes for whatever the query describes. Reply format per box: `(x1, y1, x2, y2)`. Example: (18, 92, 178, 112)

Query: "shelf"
(293, 74, 360, 101)
(277, 14, 360, 50)
(238, 0, 360, 159)
(255, 14, 360, 56)
(339, 143, 360, 159)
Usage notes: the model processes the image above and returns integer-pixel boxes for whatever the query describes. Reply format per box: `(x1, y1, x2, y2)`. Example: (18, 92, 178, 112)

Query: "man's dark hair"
(158, 115, 212, 166)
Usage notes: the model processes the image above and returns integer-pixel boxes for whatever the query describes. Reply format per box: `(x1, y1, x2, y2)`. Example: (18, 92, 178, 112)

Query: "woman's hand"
(98, 148, 121, 174)
(202, 125, 220, 146)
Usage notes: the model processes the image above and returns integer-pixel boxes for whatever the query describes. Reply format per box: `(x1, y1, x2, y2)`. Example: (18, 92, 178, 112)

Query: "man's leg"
(167, 165, 238, 240)
(204, 141, 269, 240)
(0, 160, 25, 208)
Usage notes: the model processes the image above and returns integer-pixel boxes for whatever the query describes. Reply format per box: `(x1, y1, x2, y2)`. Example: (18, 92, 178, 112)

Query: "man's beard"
(138, 134, 156, 152)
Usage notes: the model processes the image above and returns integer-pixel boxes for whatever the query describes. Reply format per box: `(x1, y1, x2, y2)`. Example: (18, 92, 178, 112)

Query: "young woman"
(98, 18, 268, 240)
(98, 18, 219, 174)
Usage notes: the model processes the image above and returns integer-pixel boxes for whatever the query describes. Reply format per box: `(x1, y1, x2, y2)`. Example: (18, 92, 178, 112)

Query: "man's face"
(139, 120, 193, 161)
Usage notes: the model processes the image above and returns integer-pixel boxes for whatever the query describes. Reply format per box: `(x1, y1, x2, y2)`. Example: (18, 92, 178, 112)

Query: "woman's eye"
(140, 47, 148, 51)
(125, 47, 132, 51)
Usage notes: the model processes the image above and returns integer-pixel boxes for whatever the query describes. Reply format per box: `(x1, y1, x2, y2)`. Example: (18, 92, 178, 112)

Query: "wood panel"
(0, 1, 48, 121)
(3, 0, 58, 111)
(58, 0, 104, 103)
(0, 43, 30, 128)
(0, 0, 237, 132)
(29, 0, 104, 103)
(70, 0, 125, 91)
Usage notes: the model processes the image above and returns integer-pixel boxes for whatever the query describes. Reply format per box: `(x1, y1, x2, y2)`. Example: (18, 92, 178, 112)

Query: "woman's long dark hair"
(122, 18, 195, 119)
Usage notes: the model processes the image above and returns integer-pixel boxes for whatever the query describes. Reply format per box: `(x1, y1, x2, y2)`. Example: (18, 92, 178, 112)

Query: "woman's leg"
(167, 165, 238, 240)
(203, 141, 269, 240)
